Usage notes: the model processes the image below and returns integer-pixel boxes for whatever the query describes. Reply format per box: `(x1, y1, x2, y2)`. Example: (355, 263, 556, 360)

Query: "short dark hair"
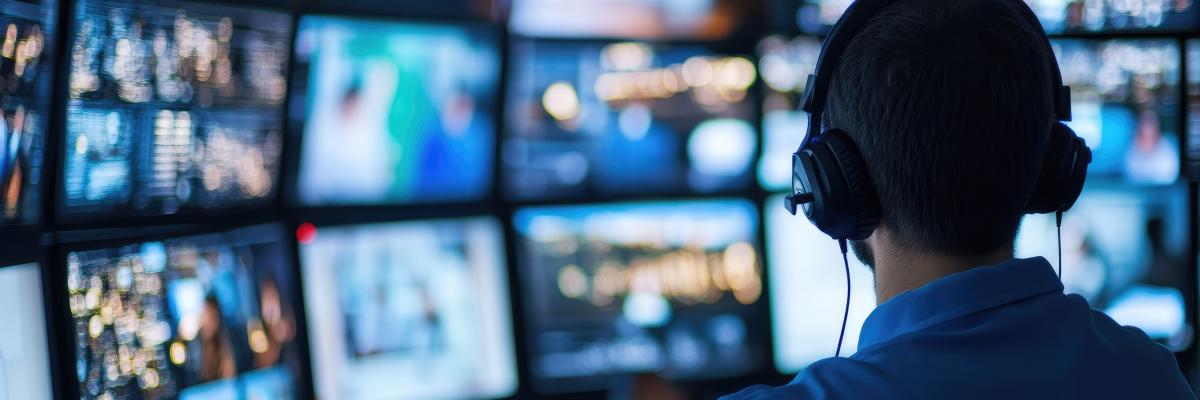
(826, 0, 1057, 255)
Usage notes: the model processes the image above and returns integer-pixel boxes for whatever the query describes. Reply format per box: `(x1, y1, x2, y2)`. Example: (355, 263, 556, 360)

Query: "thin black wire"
(836, 239, 851, 358)
(1056, 211, 1063, 279)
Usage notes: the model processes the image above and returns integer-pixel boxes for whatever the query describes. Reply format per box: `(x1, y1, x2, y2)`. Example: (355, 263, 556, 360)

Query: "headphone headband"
(799, 0, 1072, 150)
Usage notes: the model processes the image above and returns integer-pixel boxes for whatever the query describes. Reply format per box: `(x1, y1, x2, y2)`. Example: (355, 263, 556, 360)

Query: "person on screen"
(1125, 109, 1179, 184)
(253, 278, 296, 369)
(724, 0, 1195, 398)
(199, 295, 236, 382)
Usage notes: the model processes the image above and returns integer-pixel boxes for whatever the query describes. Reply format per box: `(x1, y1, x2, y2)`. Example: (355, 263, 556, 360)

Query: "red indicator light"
(297, 222, 317, 244)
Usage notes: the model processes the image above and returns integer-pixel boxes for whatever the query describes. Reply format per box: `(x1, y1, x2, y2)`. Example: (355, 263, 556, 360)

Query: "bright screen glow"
(765, 194, 875, 373)
(1016, 183, 1190, 346)
(68, 225, 303, 398)
(299, 217, 518, 400)
(292, 16, 499, 206)
(63, 0, 291, 218)
(0, 263, 52, 400)
(509, 0, 721, 39)
(513, 200, 764, 393)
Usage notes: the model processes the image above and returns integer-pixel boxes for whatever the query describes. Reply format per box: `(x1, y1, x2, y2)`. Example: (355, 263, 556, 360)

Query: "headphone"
(783, 0, 1093, 241)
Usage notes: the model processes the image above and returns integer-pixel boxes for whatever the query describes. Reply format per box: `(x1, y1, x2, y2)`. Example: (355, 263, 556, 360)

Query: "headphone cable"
(1055, 211, 1063, 279)
(836, 239, 851, 358)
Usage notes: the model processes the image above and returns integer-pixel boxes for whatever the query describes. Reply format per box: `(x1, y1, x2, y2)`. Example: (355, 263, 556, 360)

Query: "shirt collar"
(858, 257, 1064, 351)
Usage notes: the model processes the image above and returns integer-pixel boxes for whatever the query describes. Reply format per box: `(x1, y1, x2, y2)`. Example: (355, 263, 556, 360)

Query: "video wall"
(0, 0, 1195, 399)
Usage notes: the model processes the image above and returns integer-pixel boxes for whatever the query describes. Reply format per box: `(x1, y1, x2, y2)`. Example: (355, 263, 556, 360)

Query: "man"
(725, 0, 1196, 398)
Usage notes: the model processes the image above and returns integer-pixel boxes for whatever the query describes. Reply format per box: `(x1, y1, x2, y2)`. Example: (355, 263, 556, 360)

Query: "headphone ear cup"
(1027, 123, 1091, 214)
(808, 130, 881, 240)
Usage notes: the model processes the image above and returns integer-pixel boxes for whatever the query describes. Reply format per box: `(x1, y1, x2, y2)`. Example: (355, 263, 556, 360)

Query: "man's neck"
(873, 238, 1014, 304)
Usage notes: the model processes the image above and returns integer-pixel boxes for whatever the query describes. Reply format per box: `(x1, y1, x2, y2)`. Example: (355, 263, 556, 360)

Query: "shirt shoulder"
(724, 293, 1197, 400)
(721, 357, 897, 400)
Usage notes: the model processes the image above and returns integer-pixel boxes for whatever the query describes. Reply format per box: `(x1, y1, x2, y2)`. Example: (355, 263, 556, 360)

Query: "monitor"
(62, 0, 292, 220)
(1187, 39, 1200, 178)
(291, 16, 500, 207)
(67, 224, 304, 398)
(1016, 182, 1190, 347)
(505, 40, 758, 200)
(757, 35, 821, 192)
(509, 0, 726, 40)
(298, 217, 518, 400)
(0, 0, 57, 225)
(0, 263, 53, 399)
(1026, 0, 1200, 33)
(793, 0, 852, 34)
(513, 200, 765, 393)
(792, 0, 1200, 34)
(1052, 39, 1181, 185)
(764, 194, 875, 373)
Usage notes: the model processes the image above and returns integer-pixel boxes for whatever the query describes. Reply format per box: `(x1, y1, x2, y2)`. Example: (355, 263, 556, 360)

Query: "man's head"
(825, 0, 1059, 267)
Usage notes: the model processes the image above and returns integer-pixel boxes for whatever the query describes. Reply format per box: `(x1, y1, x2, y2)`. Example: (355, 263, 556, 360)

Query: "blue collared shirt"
(725, 257, 1195, 399)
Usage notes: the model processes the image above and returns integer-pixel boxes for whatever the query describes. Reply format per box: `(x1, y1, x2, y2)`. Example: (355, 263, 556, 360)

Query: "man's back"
(725, 258, 1195, 399)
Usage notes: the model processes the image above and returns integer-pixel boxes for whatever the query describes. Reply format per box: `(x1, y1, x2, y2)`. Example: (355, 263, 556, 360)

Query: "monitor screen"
(1053, 39, 1181, 185)
(1016, 183, 1190, 346)
(757, 35, 820, 192)
(67, 225, 304, 398)
(764, 194, 875, 373)
(298, 217, 518, 400)
(1187, 39, 1200, 178)
(509, 0, 726, 40)
(0, 0, 56, 225)
(291, 16, 500, 207)
(0, 263, 53, 399)
(513, 200, 765, 393)
(62, 0, 291, 219)
(793, 0, 851, 34)
(1026, 0, 1200, 33)
(792, 0, 1200, 34)
(504, 40, 758, 201)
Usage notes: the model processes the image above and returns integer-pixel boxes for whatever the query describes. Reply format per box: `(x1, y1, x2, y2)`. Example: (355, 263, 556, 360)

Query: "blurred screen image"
(764, 194, 875, 373)
(510, 0, 725, 40)
(298, 217, 518, 400)
(513, 200, 765, 393)
(504, 40, 758, 200)
(1053, 39, 1181, 185)
(1026, 0, 1199, 33)
(67, 225, 303, 399)
(63, 0, 291, 218)
(792, 0, 1197, 37)
(757, 35, 820, 191)
(793, 0, 852, 34)
(1186, 40, 1200, 178)
(0, 263, 53, 400)
(1016, 183, 1190, 347)
(292, 16, 499, 206)
(0, 0, 56, 224)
